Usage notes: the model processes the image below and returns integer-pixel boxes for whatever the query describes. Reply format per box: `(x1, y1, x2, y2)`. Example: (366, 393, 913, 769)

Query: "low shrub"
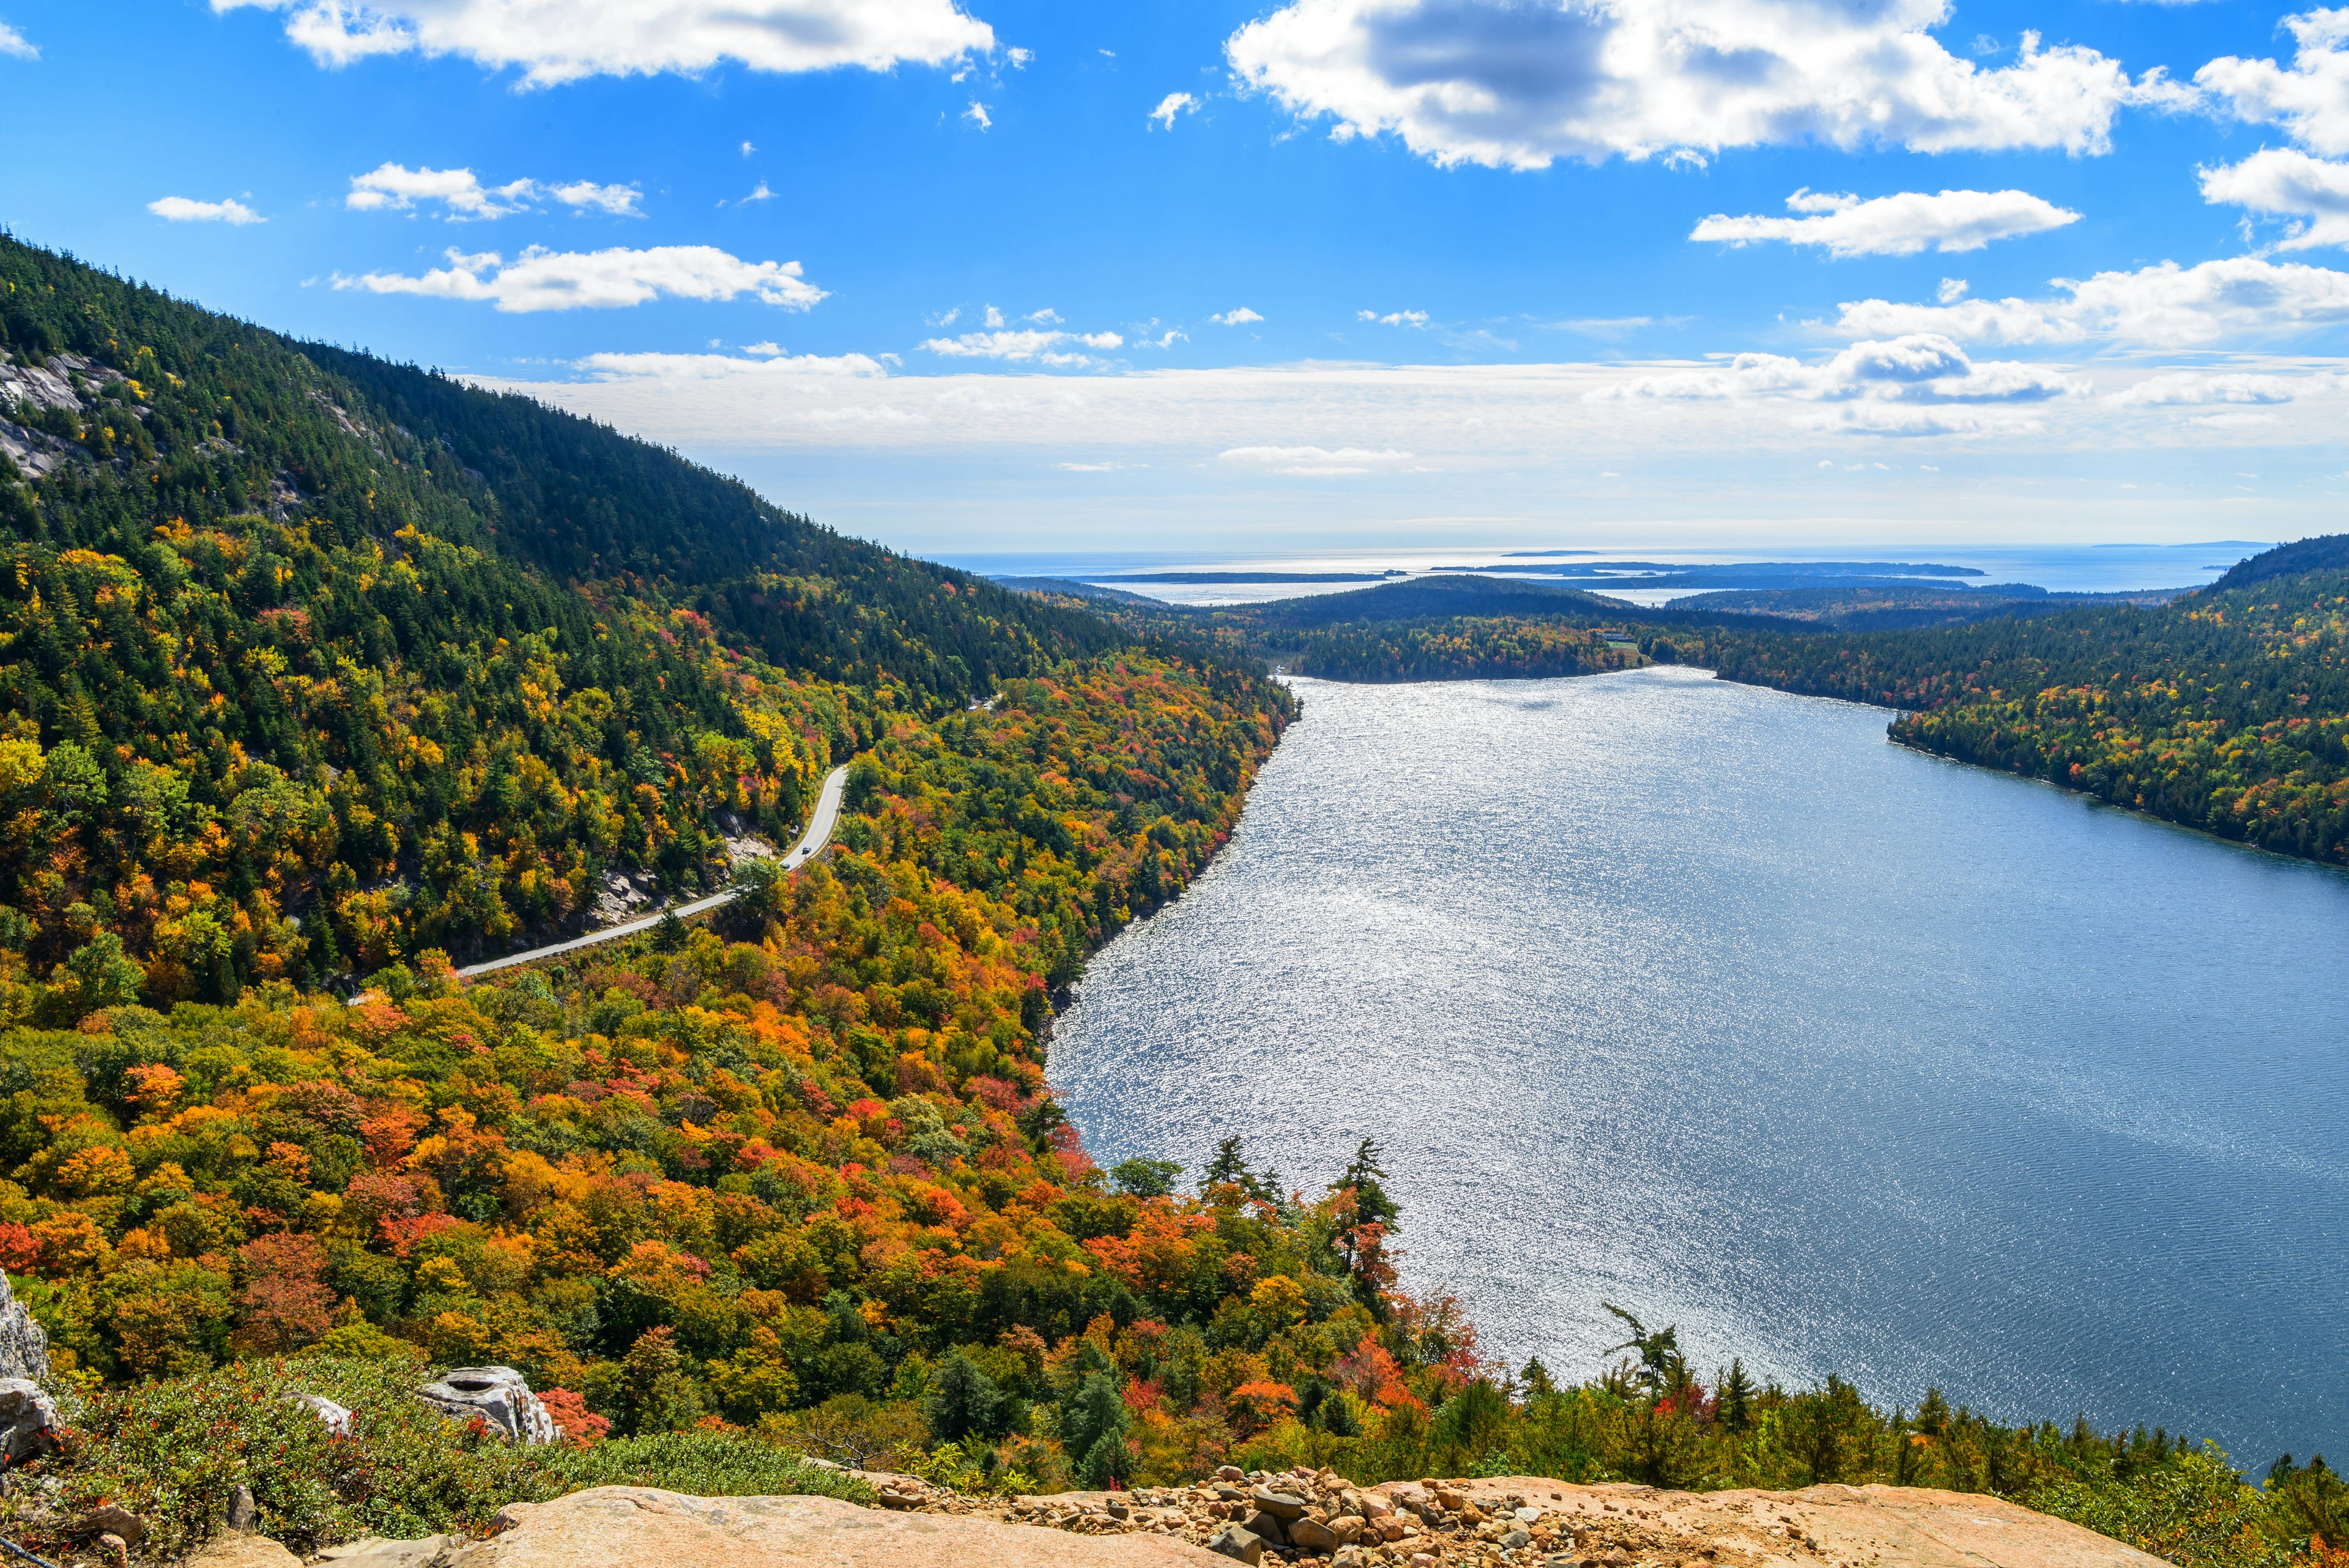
(538, 1431, 872, 1501)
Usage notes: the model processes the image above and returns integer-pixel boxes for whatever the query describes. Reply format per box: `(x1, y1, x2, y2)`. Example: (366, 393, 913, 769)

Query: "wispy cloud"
(1222, 444, 1418, 475)
(347, 162, 640, 218)
(213, 0, 993, 87)
(1211, 307, 1264, 326)
(148, 196, 265, 225)
(1149, 91, 1200, 130)
(0, 20, 35, 59)
(1692, 188, 2079, 257)
(964, 100, 992, 130)
(335, 244, 825, 313)
(1833, 256, 2349, 346)
(1358, 309, 1428, 327)
(918, 327, 1124, 366)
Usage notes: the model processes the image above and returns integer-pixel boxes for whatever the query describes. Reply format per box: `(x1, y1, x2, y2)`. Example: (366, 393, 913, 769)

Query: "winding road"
(454, 764, 851, 979)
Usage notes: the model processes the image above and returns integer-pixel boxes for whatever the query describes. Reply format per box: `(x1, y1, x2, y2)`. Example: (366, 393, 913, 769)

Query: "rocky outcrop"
(0, 1269, 51, 1383)
(285, 1391, 356, 1436)
(0, 1378, 58, 1465)
(453, 1488, 1229, 1568)
(187, 1534, 303, 1568)
(416, 1367, 555, 1444)
(320, 1534, 463, 1567)
(591, 869, 658, 926)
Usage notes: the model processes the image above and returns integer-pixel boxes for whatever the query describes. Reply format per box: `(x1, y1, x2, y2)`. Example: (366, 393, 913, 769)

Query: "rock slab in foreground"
(453, 1488, 1233, 1568)
(951, 1468, 2178, 1568)
(1348, 1477, 2175, 1568)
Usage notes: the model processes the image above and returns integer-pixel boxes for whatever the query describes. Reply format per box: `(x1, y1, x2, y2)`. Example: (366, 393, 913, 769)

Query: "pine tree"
(924, 1350, 1008, 1444)
(1201, 1135, 1253, 1195)
(1718, 1358, 1757, 1432)
(1333, 1137, 1400, 1230)
(1602, 1302, 1686, 1399)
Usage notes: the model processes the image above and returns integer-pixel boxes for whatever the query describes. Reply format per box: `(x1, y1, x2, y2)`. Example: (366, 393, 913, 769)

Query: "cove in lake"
(1048, 667, 2349, 1467)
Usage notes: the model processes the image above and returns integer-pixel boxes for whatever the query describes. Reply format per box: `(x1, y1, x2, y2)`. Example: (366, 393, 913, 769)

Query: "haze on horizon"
(2, 0, 2346, 553)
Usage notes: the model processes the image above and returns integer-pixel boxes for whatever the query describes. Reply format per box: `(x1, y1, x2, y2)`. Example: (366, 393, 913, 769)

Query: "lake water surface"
(1048, 668, 2349, 1467)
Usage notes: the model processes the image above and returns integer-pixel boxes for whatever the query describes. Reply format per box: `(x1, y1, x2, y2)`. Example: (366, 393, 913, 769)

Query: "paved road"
(455, 764, 851, 978)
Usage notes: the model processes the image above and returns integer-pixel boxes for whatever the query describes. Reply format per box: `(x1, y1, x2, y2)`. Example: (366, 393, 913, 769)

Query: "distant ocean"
(940, 542, 2272, 606)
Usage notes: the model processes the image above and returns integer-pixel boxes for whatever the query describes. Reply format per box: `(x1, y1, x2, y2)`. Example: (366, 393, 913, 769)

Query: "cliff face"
(448, 1477, 2173, 1568)
(0, 1269, 48, 1382)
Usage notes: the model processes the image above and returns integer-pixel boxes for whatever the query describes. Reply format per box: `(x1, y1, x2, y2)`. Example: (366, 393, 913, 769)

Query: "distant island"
(1091, 569, 1409, 584)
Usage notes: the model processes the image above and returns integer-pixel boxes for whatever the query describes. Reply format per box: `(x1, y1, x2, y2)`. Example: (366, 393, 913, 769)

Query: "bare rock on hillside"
(185, 1534, 303, 1568)
(317, 1534, 462, 1567)
(448, 1486, 1234, 1568)
(593, 869, 655, 925)
(0, 1269, 51, 1382)
(417, 1366, 555, 1444)
(284, 1390, 355, 1436)
(0, 1378, 58, 1465)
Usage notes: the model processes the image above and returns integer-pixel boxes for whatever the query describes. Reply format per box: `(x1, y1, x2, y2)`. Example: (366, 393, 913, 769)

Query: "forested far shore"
(1014, 546, 2349, 869)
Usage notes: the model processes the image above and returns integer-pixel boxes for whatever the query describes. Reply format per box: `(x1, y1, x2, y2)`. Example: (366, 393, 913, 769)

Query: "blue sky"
(2, 0, 2346, 554)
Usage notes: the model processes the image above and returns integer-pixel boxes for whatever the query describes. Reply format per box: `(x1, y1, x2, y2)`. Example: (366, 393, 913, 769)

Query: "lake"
(1047, 667, 2349, 1468)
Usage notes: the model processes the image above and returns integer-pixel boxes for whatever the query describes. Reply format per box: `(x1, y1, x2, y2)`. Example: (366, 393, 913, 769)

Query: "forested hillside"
(0, 232, 1190, 1000)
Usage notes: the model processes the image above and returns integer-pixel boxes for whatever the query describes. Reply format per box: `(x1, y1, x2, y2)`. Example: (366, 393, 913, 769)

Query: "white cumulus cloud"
(1359, 308, 1428, 326)
(2197, 9, 2349, 155)
(1834, 256, 2349, 346)
(1225, 0, 2191, 169)
(0, 20, 35, 58)
(2200, 147, 2349, 250)
(212, 0, 993, 86)
(347, 163, 640, 218)
(148, 196, 266, 225)
(1211, 307, 1265, 325)
(333, 244, 826, 313)
(1150, 91, 1200, 129)
(1691, 188, 2080, 257)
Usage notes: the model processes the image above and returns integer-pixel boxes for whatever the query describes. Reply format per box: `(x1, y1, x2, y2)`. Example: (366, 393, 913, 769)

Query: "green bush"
(2028, 1449, 2303, 1568)
(50, 1356, 549, 1556)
